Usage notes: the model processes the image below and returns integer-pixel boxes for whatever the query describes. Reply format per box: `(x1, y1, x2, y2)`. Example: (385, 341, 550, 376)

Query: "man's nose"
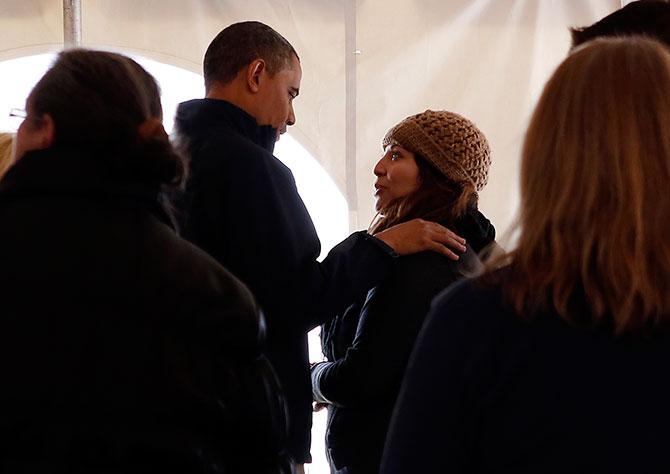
(286, 103, 296, 126)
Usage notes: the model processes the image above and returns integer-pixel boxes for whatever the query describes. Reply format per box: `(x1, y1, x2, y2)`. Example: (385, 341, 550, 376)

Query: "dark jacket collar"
(451, 206, 496, 254)
(0, 147, 174, 228)
(175, 98, 278, 154)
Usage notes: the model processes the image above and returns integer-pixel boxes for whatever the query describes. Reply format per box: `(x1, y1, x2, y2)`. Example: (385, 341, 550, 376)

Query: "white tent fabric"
(0, 0, 629, 237)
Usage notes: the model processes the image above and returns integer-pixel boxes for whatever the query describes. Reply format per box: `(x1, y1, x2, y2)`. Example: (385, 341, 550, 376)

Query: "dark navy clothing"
(381, 275, 670, 474)
(174, 99, 396, 463)
(314, 211, 495, 473)
(0, 147, 289, 473)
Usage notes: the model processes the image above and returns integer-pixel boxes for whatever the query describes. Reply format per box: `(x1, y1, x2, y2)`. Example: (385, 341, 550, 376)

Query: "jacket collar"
(0, 147, 174, 228)
(452, 206, 496, 254)
(175, 98, 278, 154)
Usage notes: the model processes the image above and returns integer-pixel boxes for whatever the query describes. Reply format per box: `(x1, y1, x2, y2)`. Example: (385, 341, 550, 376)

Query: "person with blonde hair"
(311, 109, 495, 474)
(0, 133, 14, 179)
(381, 36, 670, 474)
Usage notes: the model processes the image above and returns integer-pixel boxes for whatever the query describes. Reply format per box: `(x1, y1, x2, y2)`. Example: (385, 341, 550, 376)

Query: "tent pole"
(345, 0, 358, 231)
(63, 0, 82, 48)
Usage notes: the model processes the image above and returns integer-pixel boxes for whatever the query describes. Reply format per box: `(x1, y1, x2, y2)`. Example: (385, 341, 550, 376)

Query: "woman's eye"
(390, 153, 399, 161)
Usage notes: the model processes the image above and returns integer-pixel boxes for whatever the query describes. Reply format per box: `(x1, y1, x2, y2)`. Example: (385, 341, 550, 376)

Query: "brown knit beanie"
(382, 110, 491, 191)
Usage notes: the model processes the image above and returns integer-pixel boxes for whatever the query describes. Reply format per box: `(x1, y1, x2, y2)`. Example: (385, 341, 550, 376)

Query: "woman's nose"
(373, 158, 385, 176)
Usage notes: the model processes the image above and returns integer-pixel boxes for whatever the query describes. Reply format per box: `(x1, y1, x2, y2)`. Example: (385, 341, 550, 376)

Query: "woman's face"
(14, 101, 53, 161)
(373, 144, 421, 212)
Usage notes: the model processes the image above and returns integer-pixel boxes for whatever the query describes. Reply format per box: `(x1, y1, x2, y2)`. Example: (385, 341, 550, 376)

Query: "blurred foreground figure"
(0, 49, 289, 473)
(382, 37, 670, 474)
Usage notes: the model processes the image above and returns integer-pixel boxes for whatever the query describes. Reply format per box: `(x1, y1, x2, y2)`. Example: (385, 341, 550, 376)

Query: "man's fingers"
(437, 232, 466, 252)
(428, 221, 465, 246)
(431, 227, 466, 252)
(374, 219, 466, 257)
(430, 241, 460, 261)
(448, 236, 467, 252)
(445, 229, 466, 246)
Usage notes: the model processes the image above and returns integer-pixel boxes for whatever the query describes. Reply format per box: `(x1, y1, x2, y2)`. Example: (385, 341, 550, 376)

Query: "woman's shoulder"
(433, 274, 502, 309)
(396, 249, 459, 272)
(395, 244, 486, 283)
(389, 251, 460, 294)
(435, 267, 508, 307)
(426, 268, 520, 341)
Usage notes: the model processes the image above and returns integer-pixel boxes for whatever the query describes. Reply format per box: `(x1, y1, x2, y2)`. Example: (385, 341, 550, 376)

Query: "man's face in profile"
(255, 54, 301, 140)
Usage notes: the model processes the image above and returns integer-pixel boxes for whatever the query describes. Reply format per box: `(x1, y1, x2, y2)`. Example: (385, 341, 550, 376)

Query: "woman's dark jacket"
(0, 148, 289, 473)
(174, 99, 396, 463)
(312, 210, 495, 473)
(381, 272, 670, 474)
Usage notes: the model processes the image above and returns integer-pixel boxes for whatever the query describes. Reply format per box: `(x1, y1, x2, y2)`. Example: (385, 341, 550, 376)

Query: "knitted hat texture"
(382, 110, 491, 191)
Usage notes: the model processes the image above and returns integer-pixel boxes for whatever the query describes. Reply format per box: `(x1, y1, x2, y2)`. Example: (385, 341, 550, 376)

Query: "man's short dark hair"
(203, 21, 298, 90)
(571, 1, 670, 48)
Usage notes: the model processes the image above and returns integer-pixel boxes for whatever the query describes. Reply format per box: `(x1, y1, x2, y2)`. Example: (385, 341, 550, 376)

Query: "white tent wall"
(0, 1, 63, 59)
(354, 0, 621, 237)
(81, 0, 350, 216)
(1, 0, 625, 240)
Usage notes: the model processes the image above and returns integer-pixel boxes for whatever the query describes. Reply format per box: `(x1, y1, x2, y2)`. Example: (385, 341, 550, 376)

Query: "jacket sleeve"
(379, 280, 493, 474)
(183, 139, 396, 336)
(303, 232, 397, 330)
(311, 252, 461, 406)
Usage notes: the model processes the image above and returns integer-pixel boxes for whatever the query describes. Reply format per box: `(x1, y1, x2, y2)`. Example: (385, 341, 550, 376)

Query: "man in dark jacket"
(174, 21, 465, 469)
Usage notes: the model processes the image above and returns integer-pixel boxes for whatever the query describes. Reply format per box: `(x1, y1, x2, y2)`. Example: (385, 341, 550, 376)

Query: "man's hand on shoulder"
(373, 218, 466, 260)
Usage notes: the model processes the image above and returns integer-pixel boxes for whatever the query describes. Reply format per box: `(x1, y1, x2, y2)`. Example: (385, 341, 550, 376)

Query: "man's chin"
(276, 127, 287, 142)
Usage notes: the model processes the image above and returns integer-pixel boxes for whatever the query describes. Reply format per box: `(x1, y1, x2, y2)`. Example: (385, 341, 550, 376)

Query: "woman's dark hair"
(28, 49, 186, 188)
(369, 154, 476, 234)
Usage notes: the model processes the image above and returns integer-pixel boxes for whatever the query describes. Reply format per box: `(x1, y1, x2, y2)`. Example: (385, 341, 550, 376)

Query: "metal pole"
(63, 0, 82, 48)
(345, 0, 358, 231)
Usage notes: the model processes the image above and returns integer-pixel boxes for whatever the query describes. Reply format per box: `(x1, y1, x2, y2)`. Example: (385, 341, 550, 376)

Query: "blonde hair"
(505, 37, 670, 334)
(0, 133, 14, 180)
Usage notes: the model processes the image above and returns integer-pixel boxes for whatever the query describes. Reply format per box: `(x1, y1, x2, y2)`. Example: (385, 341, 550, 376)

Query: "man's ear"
(246, 59, 266, 93)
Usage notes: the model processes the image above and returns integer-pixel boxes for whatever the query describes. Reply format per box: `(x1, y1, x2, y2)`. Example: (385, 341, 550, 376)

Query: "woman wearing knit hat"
(311, 109, 495, 474)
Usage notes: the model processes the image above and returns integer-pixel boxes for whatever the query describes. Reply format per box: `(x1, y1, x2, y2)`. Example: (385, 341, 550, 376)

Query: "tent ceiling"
(0, 0, 624, 235)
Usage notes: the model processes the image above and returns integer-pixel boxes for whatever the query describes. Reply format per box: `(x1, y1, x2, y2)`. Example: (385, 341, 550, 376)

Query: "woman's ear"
(14, 113, 56, 162)
(38, 114, 55, 149)
(246, 59, 266, 93)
